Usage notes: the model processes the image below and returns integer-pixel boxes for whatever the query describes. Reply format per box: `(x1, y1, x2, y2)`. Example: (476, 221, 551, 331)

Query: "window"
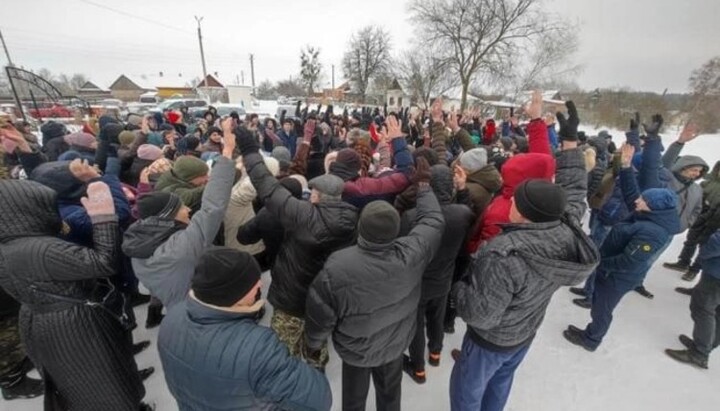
(389, 97, 395, 106)
(398, 97, 403, 106)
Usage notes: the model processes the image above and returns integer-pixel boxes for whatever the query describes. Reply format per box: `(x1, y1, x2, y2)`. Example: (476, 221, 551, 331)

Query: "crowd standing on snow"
(0, 90, 718, 411)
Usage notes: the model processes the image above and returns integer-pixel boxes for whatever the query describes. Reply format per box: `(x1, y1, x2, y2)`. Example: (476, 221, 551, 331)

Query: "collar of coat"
(186, 291, 264, 323)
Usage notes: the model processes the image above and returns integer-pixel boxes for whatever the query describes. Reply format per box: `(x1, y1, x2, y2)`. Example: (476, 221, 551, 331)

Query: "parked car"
(150, 98, 208, 113)
(139, 92, 161, 104)
(28, 103, 74, 119)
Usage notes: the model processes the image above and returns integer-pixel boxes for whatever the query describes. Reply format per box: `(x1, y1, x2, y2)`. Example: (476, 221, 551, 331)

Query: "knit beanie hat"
(41, 121, 68, 141)
(192, 247, 262, 307)
(30, 161, 86, 201)
(137, 191, 183, 219)
(500, 137, 514, 151)
(458, 148, 488, 173)
(137, 144, 164, 161)
(513, 179, 567, 223)
(336, 148, 362, 175)
(358, 200, 400, 244)
(118, 131, 137, 147)
(641, 188, 678, 211)
(263, 156, 280, 177)
(309, 174, 345, 198)
(64, 132, 96, 149)
(173, 156, 209, 182)
(147, 132, 164, 148)
(271, 146, 292, 163)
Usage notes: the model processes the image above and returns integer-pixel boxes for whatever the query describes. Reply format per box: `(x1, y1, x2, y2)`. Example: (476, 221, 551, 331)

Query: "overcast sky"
(1, 0, 717, 93)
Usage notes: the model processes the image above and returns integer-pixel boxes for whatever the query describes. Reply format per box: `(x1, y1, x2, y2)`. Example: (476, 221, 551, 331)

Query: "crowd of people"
(0, 90, 717, 410)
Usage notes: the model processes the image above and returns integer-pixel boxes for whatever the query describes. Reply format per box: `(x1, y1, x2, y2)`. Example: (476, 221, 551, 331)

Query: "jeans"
(450, 333, 530, 411)
(583, 277, 634, 349)
(409, 295, 447, 371)
(690, 274, 720, 356)
(342, 357, 402, 411)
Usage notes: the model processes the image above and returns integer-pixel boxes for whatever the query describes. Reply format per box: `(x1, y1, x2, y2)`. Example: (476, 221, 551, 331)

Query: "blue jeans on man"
(582, 213, 612, 300)
(450, 334, 530, 411)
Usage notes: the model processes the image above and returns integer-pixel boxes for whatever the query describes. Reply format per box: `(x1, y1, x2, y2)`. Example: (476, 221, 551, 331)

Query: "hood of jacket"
(467, 165, 503, 195)
(501, 217, 600, 286)
(30, 161, 87, 202)
(633, 207, 683, 235)
(500, 153, 556, 198)
(672, 155, 709, 180)
(313, 201, 359, 238)
(430, 165, 454, 204)
(155, 170, 195, 192)
(122, 217, 187, 259)
(0, 180, 63, 243)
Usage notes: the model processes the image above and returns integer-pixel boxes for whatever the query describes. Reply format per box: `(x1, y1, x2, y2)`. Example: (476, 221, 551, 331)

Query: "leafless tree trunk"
(688, 56, 720, 132)
(394, 47, 453, 109)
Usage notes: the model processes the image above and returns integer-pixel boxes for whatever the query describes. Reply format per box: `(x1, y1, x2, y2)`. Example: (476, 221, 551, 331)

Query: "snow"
(3, 130, 720, 411)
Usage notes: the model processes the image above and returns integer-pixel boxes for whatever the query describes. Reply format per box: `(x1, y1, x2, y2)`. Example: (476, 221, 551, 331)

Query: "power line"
(76, 0, 192, 35)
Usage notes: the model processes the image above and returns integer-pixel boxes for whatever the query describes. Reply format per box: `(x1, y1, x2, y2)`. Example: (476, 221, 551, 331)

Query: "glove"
(643, 114, 663, 136)
(81, 182, 116, 217)
(234, 126, 260, 155)
(556, 101, 579, 142)
(629, 112, 640, 132)
(412, 157, 432, 185)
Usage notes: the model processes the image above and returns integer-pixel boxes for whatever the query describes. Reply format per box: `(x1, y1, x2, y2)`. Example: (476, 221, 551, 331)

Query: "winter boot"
(572, 298, 592, 309)
(139, 402, 156, 411)
(569, 287, 586, 297)
(130, 292, 151, 308)
(428, 352, 441, 367)
(675, 287, 694, 296)
(0, 361, 44, 400)
(145, 305, 164, 329)
(663, 261, 690, 273)
(563, 325, 596, 352)
(132, 340, 151, 356)
(679, 334, 695, 350)
(402, 355, 426, 384)
(665, 348, 708, 370)
(682, 269, 700, 282)
(634, 286, 654, 299)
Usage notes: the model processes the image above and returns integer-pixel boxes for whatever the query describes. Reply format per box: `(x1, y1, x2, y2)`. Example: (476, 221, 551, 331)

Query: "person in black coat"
(399, 164, 474, 384)
(0, 180, 149, 410)
(304, 160, 445, 411)
(237, 126, 358, 370)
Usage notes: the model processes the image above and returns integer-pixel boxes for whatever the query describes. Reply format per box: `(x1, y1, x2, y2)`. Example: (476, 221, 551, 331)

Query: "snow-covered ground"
(3, 130, 719, 411)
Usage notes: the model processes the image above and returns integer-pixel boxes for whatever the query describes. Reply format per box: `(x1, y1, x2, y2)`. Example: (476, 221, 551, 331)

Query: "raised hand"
(642, 114, 663, 136)
(678, 122, 701, 144)
(526, 90, 543, 120)
(304, 118, 316, 144)
(447, 108, 459, 132)
(454, 165, 468, 191)
(386, 114, 404, 140)
(81, 181, 116, 217)
(431, 98, 444, 125)
(556, 101, 579, 142)
(412, 156, 432, 185)
(629, 112, 640, 132)
(0, 124, 31, 153)
(620, 143, 636, 168)
(69, 159, 100, 182)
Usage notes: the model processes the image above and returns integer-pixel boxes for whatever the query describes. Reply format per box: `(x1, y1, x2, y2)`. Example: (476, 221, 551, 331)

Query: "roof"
(79, 81, 108, 92)
(197, 73, 225, 88)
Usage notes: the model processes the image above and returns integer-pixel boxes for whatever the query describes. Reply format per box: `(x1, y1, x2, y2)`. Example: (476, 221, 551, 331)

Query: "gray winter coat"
(122, 157, 235, 307)
(453, 148, 600, 349)
(661, 142, 708, 232)
(304, 187, 445, 367)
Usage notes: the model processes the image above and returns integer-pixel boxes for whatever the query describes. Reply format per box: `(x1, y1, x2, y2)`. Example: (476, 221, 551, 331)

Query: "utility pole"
(194, 16, 208, 85)
(331, 64, 335, 90)
(0, 28, 14, 67)
(249, 54, 256, 96)
(241, 70, 245, 85)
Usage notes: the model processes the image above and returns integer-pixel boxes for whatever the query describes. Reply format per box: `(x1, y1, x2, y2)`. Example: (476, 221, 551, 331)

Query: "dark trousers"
(582, 215, 612, 298)
(583, 277, 633, 349)
(678, 241, 703, 272)
(409, 295, 447, 371)
(449, 333, 530, 411)
(342, 357, 402, 411)
(445, 255, 471, 328)
(691, 274, 720, 356)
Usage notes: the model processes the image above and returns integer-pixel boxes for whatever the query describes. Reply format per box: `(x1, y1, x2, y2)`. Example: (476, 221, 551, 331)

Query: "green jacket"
(155, 170, 205, 212)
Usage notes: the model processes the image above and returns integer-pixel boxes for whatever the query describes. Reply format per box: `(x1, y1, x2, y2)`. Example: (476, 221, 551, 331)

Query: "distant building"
(77, 81, 112, 100)
(386, 79, 411, 108)
(197, 73, 229, 103)
(108, 75, 154, 102)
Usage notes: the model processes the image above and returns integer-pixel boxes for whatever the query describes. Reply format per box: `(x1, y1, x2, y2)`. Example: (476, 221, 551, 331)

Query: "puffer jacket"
(244, 152, 358, 318)
(454, 148, 599, 349)
(122, 157, 235, 307)
(159, 297, 332, 411)
(400, 166, 475, 300)
(467, 152, 556, 252)
(304, 187, 444, 367)
(465, 165, 503, 218)
(237, 207, 284, 268)
(661, 141, 708, 232)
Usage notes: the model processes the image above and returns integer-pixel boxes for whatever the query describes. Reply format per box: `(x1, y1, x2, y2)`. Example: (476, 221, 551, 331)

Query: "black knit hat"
(358, 200, 400, 244)
(192, 247, 262, 307)
(513, 179, 567, 223)
(137, 192, 183, 220)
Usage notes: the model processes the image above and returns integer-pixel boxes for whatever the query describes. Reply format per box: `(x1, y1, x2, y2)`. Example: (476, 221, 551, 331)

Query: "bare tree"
(342, 25, 391, 103)
(688, 56, 720, 132)
(300, 46, 323, 96)
(256, 80, 278, 100)
(276, 77, 306, 98)
(395, 47, 453, 109)
(409, 0, 572, 109)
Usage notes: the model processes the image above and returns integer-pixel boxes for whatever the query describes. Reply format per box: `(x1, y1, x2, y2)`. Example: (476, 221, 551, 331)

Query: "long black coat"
(244, 152, 359, 318)
(0, 180, 144, 411)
